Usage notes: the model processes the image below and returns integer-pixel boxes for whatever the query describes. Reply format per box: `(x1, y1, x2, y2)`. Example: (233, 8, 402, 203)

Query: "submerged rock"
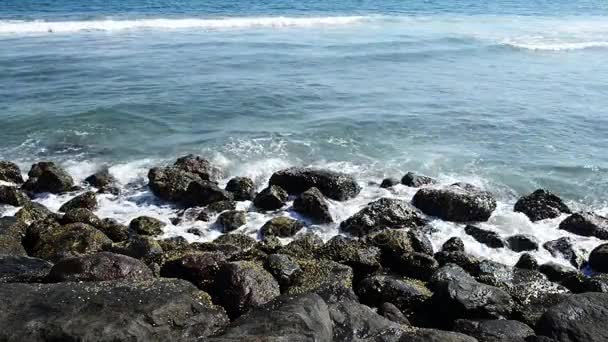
(0, 255, 52, 283)
(215, 210, 247, 233)
(543, 237, 584, 269)
(340, 198, 427, 236)
(0, 185, 30, 207)
(514, 189, 571, 222)
(465, 225, 505, 248)
(22, 162, 75, 194)
(413, 183, 497, 222)
(253, 185, 288, 211)
(47, 252, 153, 282)
(225, 176, 255, 201)
(0, 161, 24, 184)
(260, 216, 303, 238)
(58, 191, 98, 212)
(129, 216, 165, 236)
(269, 167, 361, 201)
(0, 278, 228, 341)
(292, 187, 333, 223)
(589, 243, 608, 273)
(559, 212, 608, 240)
(401, 172, 437, 187)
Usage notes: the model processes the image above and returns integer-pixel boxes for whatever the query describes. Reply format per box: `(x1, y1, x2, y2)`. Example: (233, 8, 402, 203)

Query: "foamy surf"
(0, 16, 369, 34)
(502, 39, 608, 51)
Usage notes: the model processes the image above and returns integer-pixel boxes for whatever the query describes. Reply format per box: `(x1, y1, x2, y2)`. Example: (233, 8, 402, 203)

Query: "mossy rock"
(260, 217, 304, 238)
(32, 223, 111, 262)
(15, 202, 53, 224)
(129, 216, 165, 236)
(285, 258, 353, 295)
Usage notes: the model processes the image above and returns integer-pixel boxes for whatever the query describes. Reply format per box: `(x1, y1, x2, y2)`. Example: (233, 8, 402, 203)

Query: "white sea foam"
(502, 40, 608, 51)
(0, 16, 368, 34)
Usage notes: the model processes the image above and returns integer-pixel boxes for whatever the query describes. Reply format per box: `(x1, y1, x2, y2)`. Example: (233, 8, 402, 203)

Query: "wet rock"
(0, 161, 24, 184)
(515, 253, 539, 270)
(84, 168, 116, 189)
(129, 216, 165, 236)
(378, 302, 410, 325)
(208, 293, 332, 342)
(265, 253, 302, 289)
(514, 189, 571, 222)
(0, 255, 52, 283)
(319, 235, 381, 276)
(187, 227, 203, 236)
(31, 223, 111, 262)
(589, 243, 608, 273)
(340, 198, 428, 236)
(400, 328, 479, 342)
(536, 292, 608, 342)
(174, 154, 222, 181)
(0, 278, 229, 341)
(356, 274, 432, 316)
(97, 218, 129, 242)
(0, 217, 28, 256)
(429, 264, 514, 320)
(465, 225, 505, 248)
(559, 212, 608, 240)
(507, 234, 539, 252)
(215, 210, 246, 232)
(184, 180, 233, 206)
(225, 176, 255, 201)
(543, 237, 584, 269)
(160, 252, 227, 292)
(292, 187, 333, 223)
(413, 183, 497, 222)
(401, 172, 437, 187)
(60, 208, 102, 227)
(15, 202, 52, 223)
(0, 185, 30, 207)
(380, 177, 400, 188)
(539, 262, 576, 282)
(260, 216, 304, 238)
(253, 185, 288, 211)
(105, 235, 163, 261)
(213, 260, 281, 319)
(285, 259, 353, 295)
(147, 166, 201, 203)
(281, 232, 324, 258)
(255, 235, 283, 254)
(443, 237, 466, 253)
(453, 319, 534, 342)
(435, 251, 481, 275)
(47, 252, 153, 282)
(213, 233, 256, 251)
(22, 162, 75, 194)
(58, 191, 98, 212)
(269, 167, 361, 201)
(206, 199, 237, 213)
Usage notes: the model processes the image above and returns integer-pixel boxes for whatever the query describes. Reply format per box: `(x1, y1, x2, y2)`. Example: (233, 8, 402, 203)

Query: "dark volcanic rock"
(380, 177, 400, 188)
(184, 180, 233, 206)
(105, 235, 163, 261)
(536, 292, 608, 342)
(356, 274, 432, 316)
(265, 253, 302, 289)
(129, 216, 165, 236)
(465, 225, 505, 248)
(443, 237, 466, 252)
(213, 233, 256, 250)
(378, 302, 410, 325)
(0, 278, 229, 341)
(15, 202, 52, 223)
(285, 259, 353, 295)
(539, 262, 577, 283)
(47, 252, 153, 282)
(213, 260, 281, 319)
(400, 328, 479, 342)
(147, 166, 201, 203)
(253, 185, 288, 211)
(260, 216, 304, 238)
(174, 154, 222, 181)
(31, 223, 111, 262)
(84, 168, 116, 189)
(22, 162, 75, 194)
(269, 167, 361, 201)
(340, 198, 427, 236)
(0, 255, 52, 283)
(281, 232, 324, 259)
(369, 229, 437, 279)
(0, 161, 24, 184)
(205, 199, 237, 213)
(208, 293, 332, 342)
(225, 176, 255, 201)
(58, 191, 98, 212)
(401, 172, 437, 187)
(215, 210, 247, 232)
(589, 243, 608, 273)
(292, 187, 333, 223)
(514, 189, 571, 222)
(0, 217, 28, 256)
(160, 252, 227, 292)
(413, 183, 497, 222)
(559, 212, 608, 240)
(319, 235, 382, 276)
(0, 185, 30, 207)
(60, 208, 102, 227)
(507, 234, 539, 252)
(97, 218, 129, 242)
(515, 253, 539, 270)
(453, 319, 534, 342)
(543, 237, 584, 269)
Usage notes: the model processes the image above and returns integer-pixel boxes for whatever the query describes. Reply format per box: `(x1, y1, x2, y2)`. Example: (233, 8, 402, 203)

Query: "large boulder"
(253, 185, 288, 211)
(129, 216, 165, 236)
(213, 233, 256, 251)
(174, 154, 222, 181)
(589, 243, 608, 273)
(0, 161, 24, 184)
(260, 216, 304, 238)
(340, 198, 427, 236)
(160, 252, 227, 292)
(292, 187, 333, 223)
(559, 212, 608, 240)
(183, 180, 233, 207)
(281, 232, 324, 259)
(31, 223, 111, 262)
(319, 236, 382, 276)
(285, 259, 353, 295)
(22, 162, 75, 194)
(225, 176, 255, 201)
(543, 237, 584, 269)
(401, 172, 437, 187)
(356, 274, 432, 317)
(378, 302, 411, 325)
(58, 191, 98, 212)
(147, 166, 201, 203)
(269, 167, 361, 201)
(0, 278, 229, 341)
(536, 293, 608, 342)
(265, 253, 302, 289)
(0, 217, 27, 256)
(0, 185, 30, 207)
(105, 235, 163, 262)
(97, 218, 129, 242)
(514, 189, 571, 222)
(213, 261, 281, 319)
(47, 252, 153, 282)
(60, 208, 102, 227)
(465, 225, 505, 248)
(412, 183, 497, 222)
(0, 255, 52, 283)
(453, 319, 534, 342)
(15, 202, 52, 223)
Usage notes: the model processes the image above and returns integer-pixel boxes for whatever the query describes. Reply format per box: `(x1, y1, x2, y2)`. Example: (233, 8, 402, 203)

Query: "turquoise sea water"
(1, 0, 607, 265)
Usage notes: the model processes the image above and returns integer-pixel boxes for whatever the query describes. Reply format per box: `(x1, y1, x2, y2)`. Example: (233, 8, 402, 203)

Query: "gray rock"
(0, 161, 24, 184)
(84, 168, 116, 189)
(129, 216, 165, 236)
(378, 302, 410, 325)
(59, 191, 98, 212)
(285, 259, 353, 295)
(260, 216, 304, 238)
(213, 233, 256, 250)
(265, 253, 302, 289)
(60, 208, 102, 227)
(399, 328, 479, 342)
(147, 166, 201, 203)
(253, 185, 288, 211)
(0, 255, 52, 283)
(559, 212, 608, 240)
(0, 185, 30, 207)
(269, 167, 361, 201)
(356, 275, 432, 316)
(225, 176, 255, 201)
(22, 162, 75, 194)
(184, 180, 233, 206)
(293, 187, 333, 223)
(31, 223, 111, 262)
(543, 237, 584, 269)
(47, 252, 153, 282)
(97, 218, 129, 242)
(514, 189, 571, 222)
(413, 183, 497, 222)
(465, 225, 505, 248)
(160, 252, 227, 292)
(0, 217, 28, 256)
(443, 237, 466, 253)
(319, 235, 382, 276)
(340, 198, 427, 237)
(105, 235, 163, 261)
(401, 172, 437, 187)
(215, 210, 247, 232)
(15, 202, 52, 223)
(453, 319, 534, 342)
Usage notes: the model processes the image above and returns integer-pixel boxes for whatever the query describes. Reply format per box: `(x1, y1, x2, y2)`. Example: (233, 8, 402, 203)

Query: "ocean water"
(1, 0, 608, 267)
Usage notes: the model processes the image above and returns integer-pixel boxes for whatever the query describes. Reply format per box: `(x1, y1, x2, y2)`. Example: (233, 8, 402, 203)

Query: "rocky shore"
(0, 155, 607, 341)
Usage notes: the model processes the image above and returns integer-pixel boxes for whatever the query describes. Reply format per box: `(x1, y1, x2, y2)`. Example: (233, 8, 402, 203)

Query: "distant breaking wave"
(0, 16, 369, 34)
(502, 40, 608, 51)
